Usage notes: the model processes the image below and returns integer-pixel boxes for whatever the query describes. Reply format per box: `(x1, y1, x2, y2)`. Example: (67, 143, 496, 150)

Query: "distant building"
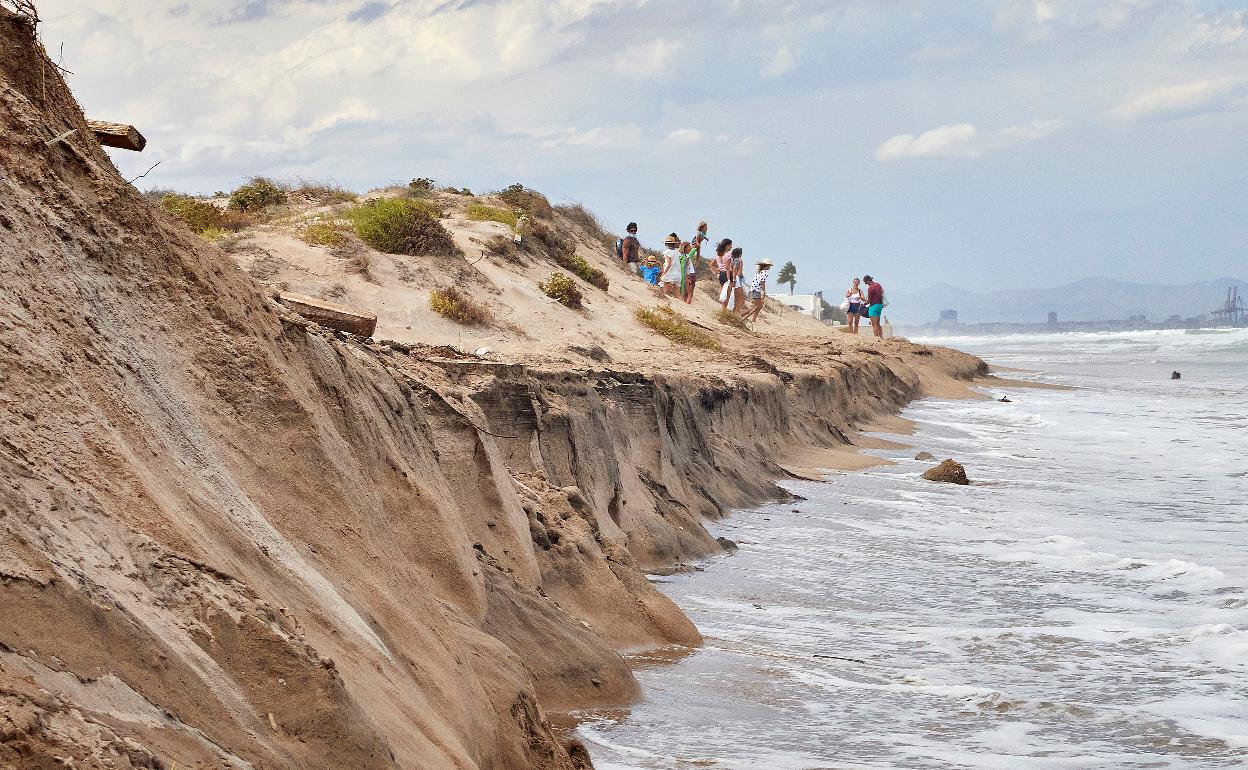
(785, 291, 835, 321)
(938, 309, 958, 326)
(1047, 311, 1058, 329)
(1127, 314, 1147, 326)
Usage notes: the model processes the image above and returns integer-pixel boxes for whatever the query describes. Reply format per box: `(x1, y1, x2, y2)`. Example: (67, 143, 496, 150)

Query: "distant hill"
(887, 277, 1248, 325)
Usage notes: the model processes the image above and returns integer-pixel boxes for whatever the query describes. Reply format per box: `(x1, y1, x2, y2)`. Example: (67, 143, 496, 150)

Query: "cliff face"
(0, 11, 984, 769)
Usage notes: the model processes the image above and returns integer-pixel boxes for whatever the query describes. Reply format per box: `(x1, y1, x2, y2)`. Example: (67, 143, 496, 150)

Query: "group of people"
(617, 221, 772, 322)
(842, 275, 887, 338)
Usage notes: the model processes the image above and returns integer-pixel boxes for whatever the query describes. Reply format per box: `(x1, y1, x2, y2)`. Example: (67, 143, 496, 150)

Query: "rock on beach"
(922, 459, 970, 485)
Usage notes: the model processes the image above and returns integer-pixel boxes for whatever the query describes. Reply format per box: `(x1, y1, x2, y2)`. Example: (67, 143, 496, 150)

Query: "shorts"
(627, 261, 639, 274)
(686, 274, 696, 287)
(848, 302, 862, 314)
(867, 303, 884, 318)
(660, 272, 678, 285)
(749, 290, 763, 301)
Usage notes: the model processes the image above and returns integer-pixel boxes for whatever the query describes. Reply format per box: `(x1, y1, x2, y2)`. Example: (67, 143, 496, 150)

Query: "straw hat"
(758, 258, 774, 268)
(663, 233, 680, 246)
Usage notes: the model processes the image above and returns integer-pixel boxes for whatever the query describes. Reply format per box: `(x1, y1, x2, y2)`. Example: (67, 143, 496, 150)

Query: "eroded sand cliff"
(0, 11, 985, 769)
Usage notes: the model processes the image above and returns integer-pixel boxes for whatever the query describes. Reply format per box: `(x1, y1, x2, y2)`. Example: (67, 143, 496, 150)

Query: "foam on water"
(577, 330, 1248, 769)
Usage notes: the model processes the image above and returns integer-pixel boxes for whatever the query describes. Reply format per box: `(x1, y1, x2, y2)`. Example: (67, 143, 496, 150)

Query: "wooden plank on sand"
(277, 292, 377, 338)
(87, 120, 147, 152)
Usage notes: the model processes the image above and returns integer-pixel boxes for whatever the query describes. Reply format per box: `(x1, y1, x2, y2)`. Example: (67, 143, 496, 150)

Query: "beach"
(577, 329, 1248, 769)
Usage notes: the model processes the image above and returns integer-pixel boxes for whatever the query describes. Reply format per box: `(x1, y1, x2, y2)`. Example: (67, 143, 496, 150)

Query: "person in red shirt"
(864, 275, 885, 338)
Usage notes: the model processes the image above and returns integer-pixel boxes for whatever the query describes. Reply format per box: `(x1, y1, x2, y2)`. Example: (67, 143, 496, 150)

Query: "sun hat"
(758, 258, 774, 267)
(664, 233, 680, 246)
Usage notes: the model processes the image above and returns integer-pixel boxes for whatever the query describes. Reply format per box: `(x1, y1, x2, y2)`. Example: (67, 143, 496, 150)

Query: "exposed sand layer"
(0, 12, 986, 769)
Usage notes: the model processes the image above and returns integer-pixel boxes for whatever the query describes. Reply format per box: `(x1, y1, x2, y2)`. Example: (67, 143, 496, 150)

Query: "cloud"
(664, 128, 704, 147)
(762, 46, 796, 78)
(909, 42, 972, 64)
(875, 119, 1064, 161)
(876, 123, 979, 161)
(1108, 78, 1243, 121)
(536, 125, 643, 150)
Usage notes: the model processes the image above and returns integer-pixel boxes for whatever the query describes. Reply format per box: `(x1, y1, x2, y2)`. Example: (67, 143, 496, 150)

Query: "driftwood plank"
(277, 292, 377, 338)
(87, 120, 146, 152)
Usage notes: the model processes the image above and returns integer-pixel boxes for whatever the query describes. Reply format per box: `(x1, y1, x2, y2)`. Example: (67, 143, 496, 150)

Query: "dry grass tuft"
(292, 182, 357, 205)
(715, 307, 750, 331)
(635, 306, 721, 350)
(498, 183, 554, 219)
(299, 221, 349, 248)
(429, 286, 493, 325)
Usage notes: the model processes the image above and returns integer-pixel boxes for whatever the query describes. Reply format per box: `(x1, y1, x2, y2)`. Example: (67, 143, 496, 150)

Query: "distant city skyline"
(38, 0, 1248, 293)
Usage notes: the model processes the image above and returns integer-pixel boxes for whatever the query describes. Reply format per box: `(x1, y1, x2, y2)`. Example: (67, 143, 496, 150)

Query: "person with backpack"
(617, 222, 641, 274)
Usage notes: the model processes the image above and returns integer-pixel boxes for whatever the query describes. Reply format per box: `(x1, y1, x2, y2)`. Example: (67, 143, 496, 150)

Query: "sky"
(35, 0, 1248, 294)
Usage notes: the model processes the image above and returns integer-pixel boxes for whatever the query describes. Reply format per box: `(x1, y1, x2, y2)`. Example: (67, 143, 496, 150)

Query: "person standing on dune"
(742, 258, 772, 322)
(619, 222, 641, 274)
(864, 275, 885, 338)
(660, 233, 681, 297)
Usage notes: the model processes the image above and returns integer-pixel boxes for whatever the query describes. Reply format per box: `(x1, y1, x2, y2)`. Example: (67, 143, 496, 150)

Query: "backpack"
(615, 238, 624, 258)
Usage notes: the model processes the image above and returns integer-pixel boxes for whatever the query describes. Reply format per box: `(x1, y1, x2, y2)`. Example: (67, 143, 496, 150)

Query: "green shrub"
(160, 193, 222, 234)
(344, 198, 460, 257)
(635, 306, 721, 350)
(408, 177, 436, 192)
(540, 272, 583, 308)
(228, 178, 288, 212)
(715, 307, 750, 331)
(552, 251, 609, 292)
(429, 286, 493, 325)
(466, 203, 518, 229)
(444, 186, 473, 196)
(299, 221, 348, 248)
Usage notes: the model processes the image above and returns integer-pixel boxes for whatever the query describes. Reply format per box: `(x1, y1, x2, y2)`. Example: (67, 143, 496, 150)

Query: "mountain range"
(885, 276, 1247, 325)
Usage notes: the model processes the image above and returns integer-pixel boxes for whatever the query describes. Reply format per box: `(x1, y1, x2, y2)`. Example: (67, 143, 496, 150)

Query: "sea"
(576, 328, 1248, 770)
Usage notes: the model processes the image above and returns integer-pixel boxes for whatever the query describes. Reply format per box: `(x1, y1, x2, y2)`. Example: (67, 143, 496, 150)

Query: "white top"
(660, 248, 681, 283)
(846, 287, 865, 302)
(751, 270, 769, 292)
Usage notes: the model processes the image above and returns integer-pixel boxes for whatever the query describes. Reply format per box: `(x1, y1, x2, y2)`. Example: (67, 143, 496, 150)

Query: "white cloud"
(536, 125, 643, 150)
(664, 128, 705, 147)
(762, 46, 796, 78)
(1108, 78, 1243, 121)
(909, 42, 972, 64)
(875, 119, 1064, 161)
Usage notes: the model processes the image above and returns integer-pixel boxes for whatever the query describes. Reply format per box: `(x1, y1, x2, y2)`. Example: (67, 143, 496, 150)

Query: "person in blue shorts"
(864, 275, 885, 338)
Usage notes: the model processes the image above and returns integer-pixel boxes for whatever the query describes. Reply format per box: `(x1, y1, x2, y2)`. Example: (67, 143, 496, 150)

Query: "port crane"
(1211, 286, 1245, 326)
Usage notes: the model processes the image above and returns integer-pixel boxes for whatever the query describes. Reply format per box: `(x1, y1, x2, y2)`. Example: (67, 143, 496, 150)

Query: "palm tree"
(778, 261, 797, 295)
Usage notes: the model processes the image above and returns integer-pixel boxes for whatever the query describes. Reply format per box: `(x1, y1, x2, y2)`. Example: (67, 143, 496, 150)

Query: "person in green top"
(677, 241, 693, 301)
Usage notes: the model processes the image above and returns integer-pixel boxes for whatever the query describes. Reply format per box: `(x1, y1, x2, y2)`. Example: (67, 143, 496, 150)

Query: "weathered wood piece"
(277, 292, 377, 338)
(87, 120, 146, 151)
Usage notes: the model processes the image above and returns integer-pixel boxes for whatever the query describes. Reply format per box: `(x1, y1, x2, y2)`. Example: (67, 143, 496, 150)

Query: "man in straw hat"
(742, 258, 773, 322)
(659, 233, 682, 297)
